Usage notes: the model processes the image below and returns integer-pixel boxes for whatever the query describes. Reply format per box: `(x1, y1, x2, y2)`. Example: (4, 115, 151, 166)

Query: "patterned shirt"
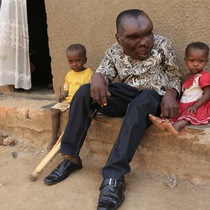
(96, 34, 181, 96)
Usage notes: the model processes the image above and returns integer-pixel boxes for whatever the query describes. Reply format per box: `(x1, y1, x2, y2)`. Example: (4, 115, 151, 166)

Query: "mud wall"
(45, 1, 210, 94)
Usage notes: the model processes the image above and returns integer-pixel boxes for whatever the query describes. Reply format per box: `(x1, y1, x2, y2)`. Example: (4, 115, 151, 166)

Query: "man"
(44, 9, 181, 210)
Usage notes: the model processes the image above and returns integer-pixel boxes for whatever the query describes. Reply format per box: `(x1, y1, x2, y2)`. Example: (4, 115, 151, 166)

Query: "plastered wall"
(45, 0, 210, 95)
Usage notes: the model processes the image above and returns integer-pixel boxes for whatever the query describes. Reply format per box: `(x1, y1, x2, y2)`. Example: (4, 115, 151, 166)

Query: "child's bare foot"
(149, 114, 166, 130)
(162, 120, 179, 136)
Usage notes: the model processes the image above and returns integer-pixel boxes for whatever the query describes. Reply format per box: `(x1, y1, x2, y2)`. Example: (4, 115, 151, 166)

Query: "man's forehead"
(119, 15, 153, 34)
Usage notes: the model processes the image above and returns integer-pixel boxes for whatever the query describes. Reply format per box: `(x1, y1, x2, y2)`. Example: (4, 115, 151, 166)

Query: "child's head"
(185, 42, 209, 74)
(66, 44, 87, 72)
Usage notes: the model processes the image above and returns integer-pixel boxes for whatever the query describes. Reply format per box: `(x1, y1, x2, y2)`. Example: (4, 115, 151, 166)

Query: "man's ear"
(85, 57, 87, 63)
(115, 33, 120, 43)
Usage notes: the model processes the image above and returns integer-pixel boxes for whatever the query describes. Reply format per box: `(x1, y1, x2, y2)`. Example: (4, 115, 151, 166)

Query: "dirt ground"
(1, 142, 210, 210)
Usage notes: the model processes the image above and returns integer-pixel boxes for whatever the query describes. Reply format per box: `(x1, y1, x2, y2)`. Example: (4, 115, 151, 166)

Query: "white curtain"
(0, 0, 31, 90)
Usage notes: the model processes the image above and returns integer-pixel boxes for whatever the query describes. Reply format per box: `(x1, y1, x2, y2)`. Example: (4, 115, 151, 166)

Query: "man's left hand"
(161, 89, 179, 118)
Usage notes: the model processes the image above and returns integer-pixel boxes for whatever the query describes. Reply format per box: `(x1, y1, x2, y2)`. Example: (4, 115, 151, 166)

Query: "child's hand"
(58, 95, 65, 103)
(186, 105, 198, 114)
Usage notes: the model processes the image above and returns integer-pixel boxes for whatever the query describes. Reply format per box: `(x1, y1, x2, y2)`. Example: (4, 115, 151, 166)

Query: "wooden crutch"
(28, 132, 63, 181)
(28, 109, 98, 181)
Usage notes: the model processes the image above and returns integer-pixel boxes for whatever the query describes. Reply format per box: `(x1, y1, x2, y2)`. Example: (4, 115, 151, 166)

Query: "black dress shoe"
(44, 158, 82, 185)
(97, 178, 126, 210)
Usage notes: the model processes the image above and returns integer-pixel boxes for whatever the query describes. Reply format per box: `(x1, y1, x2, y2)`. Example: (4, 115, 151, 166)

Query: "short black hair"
(116, 9, 145, 33)
(66, 44, 86, 57)
(185, 42, 209, 57)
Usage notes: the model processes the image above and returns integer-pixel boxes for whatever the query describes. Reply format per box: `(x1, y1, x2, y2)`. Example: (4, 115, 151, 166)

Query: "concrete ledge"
(1, 92, 210, 184)
(0, 85, 14, 93)
(0, 92, 57, 147)
(86, 115, 210, 184)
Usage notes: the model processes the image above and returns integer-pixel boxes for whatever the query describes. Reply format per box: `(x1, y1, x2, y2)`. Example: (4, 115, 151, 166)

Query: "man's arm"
(160, 37, 182, 118)
(161, 88, 179, 118)
(90, 72, 111, 106)
(95, 46, 118, 84)
(90, 45, 118, 106)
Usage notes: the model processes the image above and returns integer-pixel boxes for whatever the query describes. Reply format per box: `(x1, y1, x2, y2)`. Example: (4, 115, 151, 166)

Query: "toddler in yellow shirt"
(47, 44, 93, 150)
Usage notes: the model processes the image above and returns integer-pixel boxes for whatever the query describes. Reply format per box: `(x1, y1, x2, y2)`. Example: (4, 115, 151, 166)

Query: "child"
(149, 42, 210, 136)
(47, 44, 93, 150)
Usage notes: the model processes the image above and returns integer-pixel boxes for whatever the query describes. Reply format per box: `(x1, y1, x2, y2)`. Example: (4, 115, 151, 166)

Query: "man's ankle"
(63, 154, 80, 164)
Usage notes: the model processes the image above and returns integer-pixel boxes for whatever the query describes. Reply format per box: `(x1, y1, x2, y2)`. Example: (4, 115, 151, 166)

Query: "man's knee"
(75, 84, 91, 98)
(130, 90, 161, 111)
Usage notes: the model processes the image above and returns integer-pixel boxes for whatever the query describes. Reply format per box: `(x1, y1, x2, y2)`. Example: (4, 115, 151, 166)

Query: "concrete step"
(0, 91, 210, 184)
(0, 90, 59, 147)
(87, 115, 210, 184)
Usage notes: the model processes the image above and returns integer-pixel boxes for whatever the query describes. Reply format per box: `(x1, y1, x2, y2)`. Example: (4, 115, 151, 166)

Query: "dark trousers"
(60, 83, 162, 179)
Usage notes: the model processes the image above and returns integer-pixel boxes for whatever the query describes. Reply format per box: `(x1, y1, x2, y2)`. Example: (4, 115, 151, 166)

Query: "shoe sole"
(44, 167, 82, 185)
(97, 190, 125, 210)
(113, 194, 125, 210)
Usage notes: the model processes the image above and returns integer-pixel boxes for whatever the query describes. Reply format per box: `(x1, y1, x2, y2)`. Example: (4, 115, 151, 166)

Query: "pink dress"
(171, 70, 210, 125)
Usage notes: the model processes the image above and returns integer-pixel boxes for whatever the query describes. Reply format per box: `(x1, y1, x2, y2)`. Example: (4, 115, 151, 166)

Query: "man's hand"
(90, 73, 111, 106)
(161, 89, 179, 118)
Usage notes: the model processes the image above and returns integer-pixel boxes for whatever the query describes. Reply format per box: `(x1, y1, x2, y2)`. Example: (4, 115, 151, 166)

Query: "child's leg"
(162, 119, 189, 136)
(149, 114, 166, 130)
(48, 101, 70, 151)
(172, 120, 189, 133)
(47, 108, 62, 150)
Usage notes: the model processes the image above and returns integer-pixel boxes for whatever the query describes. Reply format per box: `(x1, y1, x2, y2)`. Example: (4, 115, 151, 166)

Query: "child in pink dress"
(149, 42, 210, 135)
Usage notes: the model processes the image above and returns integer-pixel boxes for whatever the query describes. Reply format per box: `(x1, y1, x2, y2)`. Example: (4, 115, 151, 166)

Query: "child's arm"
(186, 86, 210, 113)
(58, 91, 68, 102)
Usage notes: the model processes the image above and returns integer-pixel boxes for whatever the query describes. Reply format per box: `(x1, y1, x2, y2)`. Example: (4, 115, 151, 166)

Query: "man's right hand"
(90, 73, 111, 106)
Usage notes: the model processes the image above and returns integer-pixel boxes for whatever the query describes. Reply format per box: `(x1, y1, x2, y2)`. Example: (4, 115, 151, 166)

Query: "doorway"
(26, 0, 53, 89)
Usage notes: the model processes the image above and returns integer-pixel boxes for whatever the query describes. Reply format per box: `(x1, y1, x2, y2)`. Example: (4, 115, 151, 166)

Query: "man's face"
(115, 14, 154, 60)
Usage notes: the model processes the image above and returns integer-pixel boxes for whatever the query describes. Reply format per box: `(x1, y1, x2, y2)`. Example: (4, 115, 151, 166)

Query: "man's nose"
(138, 37, 148, 47)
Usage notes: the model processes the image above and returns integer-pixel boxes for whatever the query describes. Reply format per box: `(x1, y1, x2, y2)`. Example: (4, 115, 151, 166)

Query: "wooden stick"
(29, 132, 63, 181)
(28, 109, 98, 182)
(60, 86, 62, 96)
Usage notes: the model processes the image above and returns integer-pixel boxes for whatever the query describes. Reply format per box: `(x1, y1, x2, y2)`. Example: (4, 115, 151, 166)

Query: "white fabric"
(0, 0, 31, 89)
(180, 74, 203, 103)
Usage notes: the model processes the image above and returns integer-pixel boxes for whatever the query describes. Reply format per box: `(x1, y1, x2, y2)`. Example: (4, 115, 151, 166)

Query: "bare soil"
(1, 142, 210, 210)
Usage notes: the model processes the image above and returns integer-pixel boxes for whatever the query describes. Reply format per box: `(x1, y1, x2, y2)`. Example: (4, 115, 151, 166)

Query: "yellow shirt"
(64, 68, 93, 102)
